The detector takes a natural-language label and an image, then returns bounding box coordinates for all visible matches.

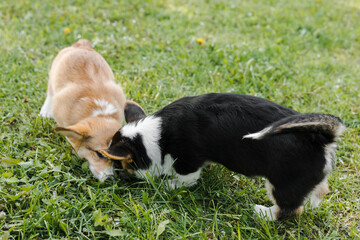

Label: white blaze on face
[121,116,163,175]
[92,98,117,117]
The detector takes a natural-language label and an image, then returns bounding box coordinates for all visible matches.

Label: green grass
[1,0,359,239]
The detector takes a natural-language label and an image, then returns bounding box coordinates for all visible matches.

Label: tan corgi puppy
[40,39,129,182]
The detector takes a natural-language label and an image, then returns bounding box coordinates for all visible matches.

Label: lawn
[0,0,359,239]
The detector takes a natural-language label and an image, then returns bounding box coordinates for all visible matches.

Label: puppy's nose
[104,176,114,182]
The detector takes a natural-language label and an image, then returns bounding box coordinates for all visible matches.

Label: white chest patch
[92,98,117,117]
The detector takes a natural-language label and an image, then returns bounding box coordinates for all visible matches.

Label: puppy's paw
[164,178,198,191]
[39,96,53,118]
[254,204,278,221]
[164,178,182,191]
[39,110,53,119]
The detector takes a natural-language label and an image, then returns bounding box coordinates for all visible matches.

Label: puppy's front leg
[165,169,202,190]
[39,94,53,118]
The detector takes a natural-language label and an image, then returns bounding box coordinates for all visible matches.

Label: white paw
[39,110,53,119]
[164,178,182,191]
[164,176,199,191]
[39,96,53,118]
[254,205,278,221]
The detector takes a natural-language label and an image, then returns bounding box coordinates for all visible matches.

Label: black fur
[124,102,146,123]
[108,131,152,170]
[109,93,344,220]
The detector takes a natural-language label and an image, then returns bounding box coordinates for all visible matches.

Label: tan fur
[98,150,134,173]
[125,100,144,111]
[315,182,329,199]
[293,206,304,216]
[40,39,126,181]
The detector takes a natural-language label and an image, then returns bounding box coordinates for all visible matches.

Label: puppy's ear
[124,100,146,123]
[54,123,90,141]
[98,148,133,170]
[110,131,122,147]
[98,149,132,162]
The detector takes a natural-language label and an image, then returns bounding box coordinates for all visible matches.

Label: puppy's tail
[243,113,345,141]
[72,39,93,50]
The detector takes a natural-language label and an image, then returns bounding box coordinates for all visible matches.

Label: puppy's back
[49,39,114,92]
[71,39,93,50]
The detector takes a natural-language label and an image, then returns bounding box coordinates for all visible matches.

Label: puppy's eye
[95,151,106,159]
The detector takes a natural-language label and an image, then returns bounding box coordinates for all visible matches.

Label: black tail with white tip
[243,113,345,140]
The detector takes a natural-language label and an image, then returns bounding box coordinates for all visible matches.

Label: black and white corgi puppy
[101,93,345,220]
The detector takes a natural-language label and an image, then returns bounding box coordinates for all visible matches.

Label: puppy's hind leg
[254,180,282,221]
[309,178,329,208]
[254,180,305,221]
